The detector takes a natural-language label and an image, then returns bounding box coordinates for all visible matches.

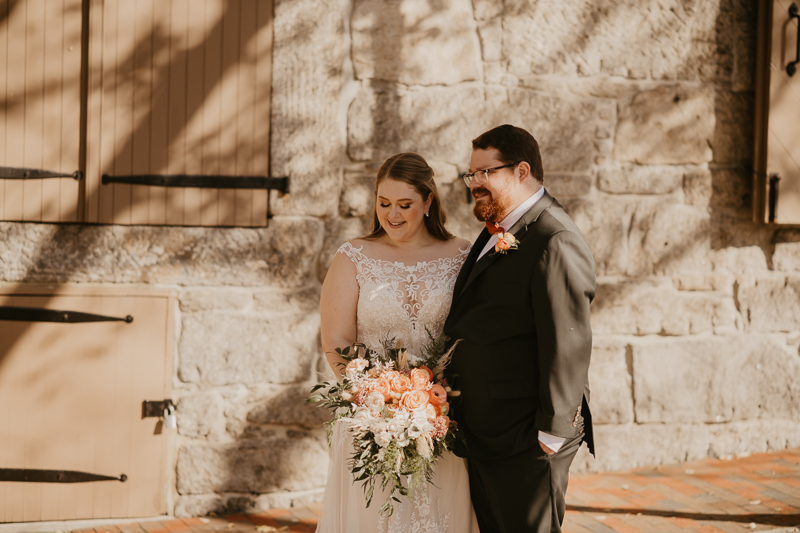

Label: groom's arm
[531,229,596,441]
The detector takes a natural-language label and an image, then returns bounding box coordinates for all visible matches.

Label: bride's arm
[320,252,359,380]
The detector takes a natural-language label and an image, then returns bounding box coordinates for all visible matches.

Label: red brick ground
[89,449,800,533]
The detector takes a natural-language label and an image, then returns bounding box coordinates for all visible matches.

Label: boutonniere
[493,231,518,255]
[486,222,520,257]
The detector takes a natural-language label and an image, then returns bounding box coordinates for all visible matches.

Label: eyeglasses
[461,162,519,187]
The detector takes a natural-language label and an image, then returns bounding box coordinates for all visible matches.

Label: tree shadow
[566,505,800,527]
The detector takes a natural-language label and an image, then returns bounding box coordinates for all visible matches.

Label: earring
[425,211,429,217]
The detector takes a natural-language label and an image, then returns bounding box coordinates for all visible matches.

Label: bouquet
[308,333,461,515]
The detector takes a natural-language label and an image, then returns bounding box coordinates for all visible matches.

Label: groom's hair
[472,125,544,183]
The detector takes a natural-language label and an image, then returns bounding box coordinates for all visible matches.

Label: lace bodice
[337,242,470,360]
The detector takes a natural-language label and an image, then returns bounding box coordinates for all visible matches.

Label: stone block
[598,165,683,195]
[737,274,800,332]
[179,289,253,312]
[430,160,460,186]
[588,340,634,424]
[614,85,715,165]
[709,246,768,275]
[683,169,712,206]
[178,310,320,385]
[351,0,482,86]
[501,0,723,80]
[774,242,800,272]
[177,391,227,440]
[572,418,800,474]
[438,182,485,243]
[627,202,712,276]
[591,279,739,336]
[176,433,328,494]
[710,167,750,209]
[347,84,613,174]
[269,0,345,218]
[174,489,324,518]
[0,219,323,287]
[253,287,320,314]
[246,385,331,428]
[631,335,800,424]
[561,198,635,277]
[711,91,753,166]
[339,170,375,218]
[733,17,757,92]
[317,217,372,283]
[545,174,592,198]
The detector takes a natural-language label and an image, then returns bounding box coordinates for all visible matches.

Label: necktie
[485,222,505,235]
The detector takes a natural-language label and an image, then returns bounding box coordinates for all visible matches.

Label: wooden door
[0,0,83,222]
[754,0,800,224]
[0,286,175,522]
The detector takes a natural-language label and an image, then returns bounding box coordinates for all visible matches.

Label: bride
[316,153,478,532]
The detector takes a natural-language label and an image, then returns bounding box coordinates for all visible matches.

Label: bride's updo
[364,152,454,241]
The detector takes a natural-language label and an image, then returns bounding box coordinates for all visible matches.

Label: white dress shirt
[474,186,566,453]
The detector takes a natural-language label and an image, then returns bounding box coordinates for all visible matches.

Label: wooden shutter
[84,0,274,227]
[0,0,83,222]
[0,286,175,521]
[754,0,800,224]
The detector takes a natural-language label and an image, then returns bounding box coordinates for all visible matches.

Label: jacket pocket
[487,380,536,400]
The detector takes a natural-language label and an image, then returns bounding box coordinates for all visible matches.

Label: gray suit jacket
[444,191,596,459]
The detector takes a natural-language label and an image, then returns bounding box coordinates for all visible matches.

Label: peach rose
[409,368,431,390]
[388,373,412,394]
[495,232,517,253]
[399,389,430,411]
[428,384,447,405]
[417,366,434,380]
[381,370,400,381]
[368,378,392,402]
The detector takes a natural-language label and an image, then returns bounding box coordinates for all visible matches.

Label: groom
[444,124,596,533]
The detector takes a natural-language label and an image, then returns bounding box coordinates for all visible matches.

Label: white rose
[374,431,392,448]
[364,391,385,412]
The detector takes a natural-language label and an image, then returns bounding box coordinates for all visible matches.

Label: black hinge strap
[788,3,799,77]
[102,174,289,194]
[0,306,133,324]
[768,173,781,223]
[0,468,127,483]
[0,166,83,180]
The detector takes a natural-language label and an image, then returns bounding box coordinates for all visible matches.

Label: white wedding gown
[315,242,478,533]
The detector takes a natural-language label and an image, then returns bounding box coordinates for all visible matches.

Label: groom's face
[468,148,516,223]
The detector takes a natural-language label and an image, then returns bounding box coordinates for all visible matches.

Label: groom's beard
[472,186,511,223]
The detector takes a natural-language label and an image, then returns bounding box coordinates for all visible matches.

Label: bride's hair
[363,152,454,241]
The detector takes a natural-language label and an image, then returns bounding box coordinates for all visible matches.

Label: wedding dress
[315,242,478,533]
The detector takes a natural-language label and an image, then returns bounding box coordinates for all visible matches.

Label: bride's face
[376,178,432,241]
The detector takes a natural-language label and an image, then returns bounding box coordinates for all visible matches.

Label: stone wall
[1,0,799,518]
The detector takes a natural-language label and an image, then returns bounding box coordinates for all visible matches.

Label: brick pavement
[64,449,799,533]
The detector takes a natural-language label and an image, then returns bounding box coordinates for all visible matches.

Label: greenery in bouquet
[308,332,462,515]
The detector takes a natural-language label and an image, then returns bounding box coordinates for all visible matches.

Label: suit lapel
[452,228,489,301]
[454,190,556,301]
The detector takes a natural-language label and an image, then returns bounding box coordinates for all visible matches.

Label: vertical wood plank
[85,0,105,223]
[22,0,45,223]
[234,0,258,227]
[166,0,189,225]
[112,0,135,224]
[252,0,273,227]
[59,0,82,222]
[97,0,118,223]
[4,1,26,221]
[40,0,66,223]
[148,0,170,225]
[200,0,222,226]
[0,0,9,221]
[182,0,206,226]
[218,0,239,226]
[130,0,154,225]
